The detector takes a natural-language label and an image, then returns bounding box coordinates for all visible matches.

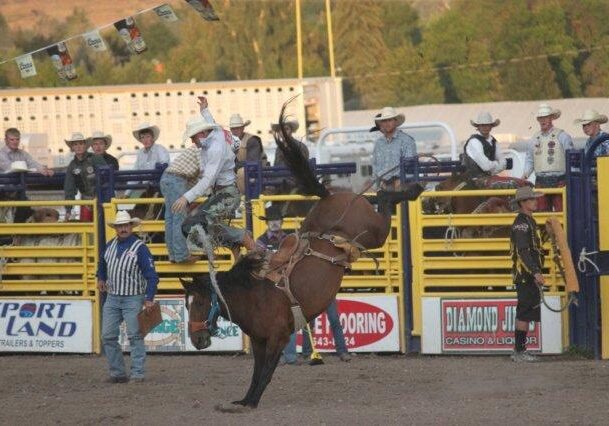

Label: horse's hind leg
[232,338,265,406]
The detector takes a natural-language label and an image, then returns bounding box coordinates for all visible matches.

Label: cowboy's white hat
[108,210,141,227]
[536,103,561,119]
[87,131,112,148]
[574,109,608,126]
[8,161,30,173]
[228,113,251,128]
[470,111,500,127]
[374,107,405,127]
[513,186,544,203]
[64,132,89,148]
[182,116,217,142]
[271,119,299,133]
[132,123,160,143]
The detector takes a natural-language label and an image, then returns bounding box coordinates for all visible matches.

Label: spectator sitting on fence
[523,104,574,212]
[89,131,119,171]
[124,123,169,199]
[574,110,609,158]
[462,112,506,179]
[0,127,53,176]
[64,133,107,222]
[229,113,267,194]
[371,107,417,191]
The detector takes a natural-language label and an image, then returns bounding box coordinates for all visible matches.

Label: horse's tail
[274,98,330,199]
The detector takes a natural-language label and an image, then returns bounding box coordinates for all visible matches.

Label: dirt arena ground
[1,353,608,425]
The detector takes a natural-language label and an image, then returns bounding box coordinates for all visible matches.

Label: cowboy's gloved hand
[172,196,189,213]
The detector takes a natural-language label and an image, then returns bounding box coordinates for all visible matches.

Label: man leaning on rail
[510,187,546,363]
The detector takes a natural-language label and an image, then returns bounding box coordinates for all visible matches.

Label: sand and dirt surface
[1,352,608,425]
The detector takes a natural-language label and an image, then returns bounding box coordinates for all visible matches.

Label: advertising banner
[120,296,243,352]
[0,300,92,353]
[83,30,107,52]
[46,42,77,81]
[154,4,179,22]
[114,17,147,54]
[295,295,400,352]
[441,299,541,352]
[185,0,220,21]
[15,54,37,79]
[421,297,564,354]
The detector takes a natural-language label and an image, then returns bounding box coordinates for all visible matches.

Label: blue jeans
[102,294,146,379]
[160,172,189,262]
[283,299,348,362]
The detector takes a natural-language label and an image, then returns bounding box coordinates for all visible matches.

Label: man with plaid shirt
[160,145,201,263]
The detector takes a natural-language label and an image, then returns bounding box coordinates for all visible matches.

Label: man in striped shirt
[97,210,159,383]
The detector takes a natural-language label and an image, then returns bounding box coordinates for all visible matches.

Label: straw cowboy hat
[229,113,251,129]
[260,205,284,221]
[108,210,141,227]
[271,119,299,133]
[374,107,406,127]
[8,160,29,173]
[470,112,500,127]
[513,186,544,204]
[132,122,160,142]
[87,131,112,148]
[64,132,89,148]
[536,103,561,119]
[574,109,608,126]
[182,115,217,142]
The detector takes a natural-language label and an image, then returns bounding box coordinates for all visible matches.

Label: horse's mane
[274,99,330,199]
[191,255,264,292]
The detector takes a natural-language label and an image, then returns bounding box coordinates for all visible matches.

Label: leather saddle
[255,233,307,285]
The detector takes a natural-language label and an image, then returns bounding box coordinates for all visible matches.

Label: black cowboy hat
[260,205,284,221]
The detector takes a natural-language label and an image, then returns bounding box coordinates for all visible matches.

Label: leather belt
[213,182,236,192]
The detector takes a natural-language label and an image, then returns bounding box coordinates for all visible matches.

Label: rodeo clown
[171,97,257,258]
[462,112,506,179]
[510,186,545,362]
[523,104,574,212]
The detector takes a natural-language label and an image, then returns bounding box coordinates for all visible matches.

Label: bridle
[185,282,222,336]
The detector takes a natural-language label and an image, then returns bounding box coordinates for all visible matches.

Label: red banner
[441,299,541,352]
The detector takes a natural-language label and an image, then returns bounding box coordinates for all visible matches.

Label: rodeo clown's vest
[533,128,566,175]
[462,134,497,176]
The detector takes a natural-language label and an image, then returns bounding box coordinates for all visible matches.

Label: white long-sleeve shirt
[134,143,170,170]
[183,109,236,203]
[464,134,505,175]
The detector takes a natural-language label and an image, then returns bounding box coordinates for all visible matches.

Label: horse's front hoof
[214,403,254,413]
[231,399,248,406]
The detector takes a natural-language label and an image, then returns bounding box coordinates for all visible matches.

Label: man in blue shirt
[371,107,417,190]
[574,109,609,158]
[97,210,159,383]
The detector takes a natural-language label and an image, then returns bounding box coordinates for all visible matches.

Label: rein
[186,282,222,337]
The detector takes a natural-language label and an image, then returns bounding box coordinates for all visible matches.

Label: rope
[537,284,578,313]
[444,213,457,251]
[577,247,600,273]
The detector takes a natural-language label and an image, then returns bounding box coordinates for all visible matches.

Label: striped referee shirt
[97,235,159,300]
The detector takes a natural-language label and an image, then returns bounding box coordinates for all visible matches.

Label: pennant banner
[154,4,179,22]
[83,30,107,52]
[185,0,220,21]
[15,54,37,79]
[46,42,77,81]
[114,17,147,54]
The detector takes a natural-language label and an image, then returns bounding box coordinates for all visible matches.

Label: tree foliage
[0,0,608,110]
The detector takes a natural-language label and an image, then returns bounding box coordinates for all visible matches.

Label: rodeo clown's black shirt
[510,212,544,283]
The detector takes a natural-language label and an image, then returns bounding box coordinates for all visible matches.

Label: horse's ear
[179,277,195,291]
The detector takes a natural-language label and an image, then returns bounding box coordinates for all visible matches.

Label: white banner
[0,300,93,353]
[296,295,400,352]
[83,30,107,52]
[120,296,243,352]
[15,54,37,78]
[154,4,179,22]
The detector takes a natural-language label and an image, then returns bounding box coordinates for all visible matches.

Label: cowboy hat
[182,116,217,142]
[87,131,112,148]
[108,210,141,227]
[470,112,500,127]
[260,205,284,221]
[271,119,299,133]
[513,186,544,203]
[574,109,608,126]
[228,113,251,128]
[132,123,160,142]
[8,161,30,173]
[374,107,406,127]
[536,103,561,119]
[64,132,89,148]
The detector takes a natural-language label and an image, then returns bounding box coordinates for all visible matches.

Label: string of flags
[5,0,219,81]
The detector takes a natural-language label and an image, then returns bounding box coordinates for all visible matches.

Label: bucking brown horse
[181,103,423,409]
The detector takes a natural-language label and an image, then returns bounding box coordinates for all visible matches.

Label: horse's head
[181,276,213,350]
